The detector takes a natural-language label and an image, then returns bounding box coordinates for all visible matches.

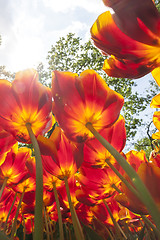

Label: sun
[9,36,44,72]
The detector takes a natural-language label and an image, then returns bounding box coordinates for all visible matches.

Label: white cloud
[42,0,106,13]
[0,1,46,71]
[0,0,107,72]
[51,21,89,38]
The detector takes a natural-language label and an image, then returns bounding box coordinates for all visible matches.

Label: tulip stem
[86,122,160,231]
[45,209,54,240]
[0,177,8,200]
[44,207,50,240]
[142,215,160,238]
[10,188,25,239]
[64,176,85,240]
[103,199,127,240]
[26,123,43,240]
[53,182,64,240]
[4,192,17,233]
[111,184,122,193]
[22,214,26,240]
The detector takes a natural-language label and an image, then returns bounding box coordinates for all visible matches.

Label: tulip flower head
[91,0,160,78]
[76,165,121,200]
[38,127,84,180]
[0,144,31,186]
[52,70,124,142]
[83,115,126,167]
[0,69,52,143]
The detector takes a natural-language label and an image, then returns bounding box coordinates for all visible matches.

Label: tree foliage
[155,0,160,10]
[36,62,51,87]
[47,33,106,75]
[0,66,14,81]
[134,137,152,159]
[46,33,158,140]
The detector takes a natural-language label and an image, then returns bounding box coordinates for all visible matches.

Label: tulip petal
[84,115,126,167]
[152,67,160,86]
[151,94,160,108]
[102,0,160,44]
[138,162,160,204]
[115,193,148,215]
[38,127,84,179]
[153,111,160,131]
[103,56,156,79]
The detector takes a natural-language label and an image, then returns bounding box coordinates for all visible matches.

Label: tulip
[52,69,124,142]
[91,0,160,78]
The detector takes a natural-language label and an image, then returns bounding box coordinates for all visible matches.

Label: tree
[155,0,160,10]
[46,33,158,140]
[0,66,14,80]
[134,121,154,159]
[36,62,51,87]
[134,137,152,159]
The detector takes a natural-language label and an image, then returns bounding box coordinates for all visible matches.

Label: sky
[0,0,106,72]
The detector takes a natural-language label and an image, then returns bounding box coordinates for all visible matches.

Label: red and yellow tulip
[91,0,160,78]
[52,69,124,142]
[0,69,52,143]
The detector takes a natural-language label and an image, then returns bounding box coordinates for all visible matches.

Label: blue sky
[0,0,106,71]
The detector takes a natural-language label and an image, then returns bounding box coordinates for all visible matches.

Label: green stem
[10,188,25,239]
[120,220,132,239]
[45,209,54,240]
[44,207,50,240]
[64,176,85,240]
[4,192,17,233]
[103,199,127,240]
[53,182,64,240]
[86,123,160,231]
[26,123,43,240]
[22,214,26,240]
[0,177,8,200]
[111,184,122,194]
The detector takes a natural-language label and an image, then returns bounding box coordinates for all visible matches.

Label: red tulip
[52,69,124,142]
[0,69,52,143]
[38,127,84,180]
[91,0,160,78]
[83,115,126,167]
